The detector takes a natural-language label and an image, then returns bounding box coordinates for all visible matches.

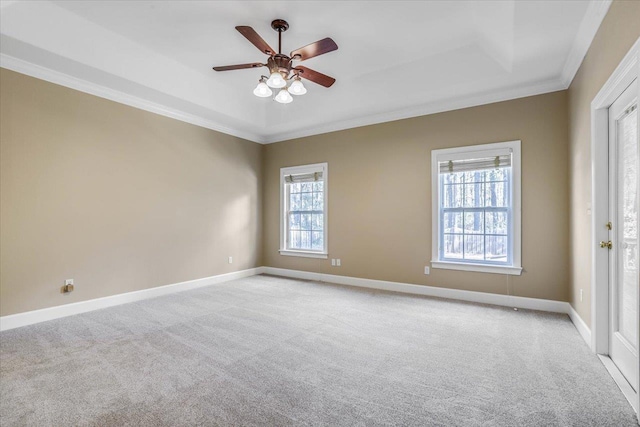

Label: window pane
[486,211,508,235]
[289,213,301,230]
[464,235,484,260]
[443,184,463,208]
[313,181,324,192]
[617,106,638,348]
[464,171,483,184]
[443,211,462,233]
[312,214,323,231]
[300,231,311,249]
[301,192,312,210]
[464,211,484,234]
[485,180,507,207]
[486,168,507,182]
[301,182,312,192]
[301,213,311,230]
[443,172,463,185]
[289,183,301,193]
[313,192,324,210]
[312,231,323,250]
[486,236,508,262]
[290,193,301,210]
[464,183,484,207]
[444,234,463,259]
[289,231,301,249]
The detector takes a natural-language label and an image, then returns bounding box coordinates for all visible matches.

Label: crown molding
[560,0,612,88]
[262,77,566,144]
[591,36,640,109]
[0,54,267,144]
[0,2,610,146]
[1,44,585,146]
[2,52,565,145]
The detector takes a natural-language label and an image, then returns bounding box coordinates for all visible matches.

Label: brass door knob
[599,241,612,249]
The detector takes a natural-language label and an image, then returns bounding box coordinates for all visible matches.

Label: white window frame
[279,163,328,259]
[431,140,522,275]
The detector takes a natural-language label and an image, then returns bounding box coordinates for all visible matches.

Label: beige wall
[263,91,570,302]
[568,0,640,326]
[0,69,263,316]
[6,1,636,317]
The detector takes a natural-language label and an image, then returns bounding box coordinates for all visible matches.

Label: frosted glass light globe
[253,81,272,97]
[274,88,293,104]
[289,79,307,95]
[266,72,286,88]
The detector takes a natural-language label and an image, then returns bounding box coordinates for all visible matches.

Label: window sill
[279,250,328,259]
[431,260,522,276]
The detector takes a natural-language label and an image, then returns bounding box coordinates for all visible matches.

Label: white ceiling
[0,1,611,143]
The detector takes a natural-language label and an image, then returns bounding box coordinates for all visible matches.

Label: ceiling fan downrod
[271,19,289,55]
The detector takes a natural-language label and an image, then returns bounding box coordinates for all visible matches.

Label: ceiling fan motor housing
[268,55,293,76]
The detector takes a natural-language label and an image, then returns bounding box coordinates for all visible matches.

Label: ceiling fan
[213,19,338,104]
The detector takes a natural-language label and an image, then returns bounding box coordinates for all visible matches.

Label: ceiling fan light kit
[213,19,337,104]
[253,78,272,97]
[289,77,307,96]
[275,88,293,104]
[266,71,287,88]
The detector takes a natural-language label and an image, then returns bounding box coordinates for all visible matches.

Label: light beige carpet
[1,274,637,426]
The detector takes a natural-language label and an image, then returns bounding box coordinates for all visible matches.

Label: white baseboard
[1,266,586,340]
[262,267,571,314]
[568,304,592,346]
[0,267,265,332]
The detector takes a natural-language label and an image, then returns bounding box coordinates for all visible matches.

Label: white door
[608,79,639,392]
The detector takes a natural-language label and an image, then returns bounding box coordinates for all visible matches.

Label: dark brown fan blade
[294,66,336,88]
[236,26,275,55]
[212,62,264,71]
[290,38,338,61]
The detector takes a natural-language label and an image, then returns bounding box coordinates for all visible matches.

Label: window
[280,163,328,258]
[431,141,522,275]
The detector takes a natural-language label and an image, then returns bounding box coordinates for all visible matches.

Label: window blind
[284,171,323,183]
[438,154,511,174]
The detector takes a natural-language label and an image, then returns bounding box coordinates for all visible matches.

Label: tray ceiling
[0,1,610,143]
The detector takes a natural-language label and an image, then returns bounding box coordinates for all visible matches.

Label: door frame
[591,36,640,413]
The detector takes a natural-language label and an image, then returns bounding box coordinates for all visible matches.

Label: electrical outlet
[331,259,336,266]
[580,289,583,302]
[424,266,430,275]
[228,256,233,264]
[62,279,74,294]
[336,259,341,267]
